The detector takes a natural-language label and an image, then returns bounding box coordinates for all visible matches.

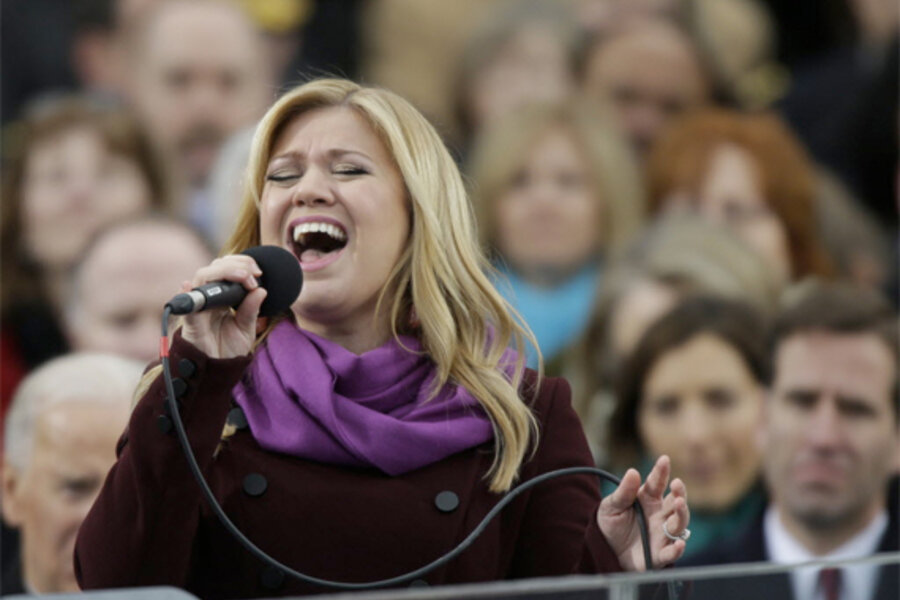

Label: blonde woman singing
[75,79,689,598]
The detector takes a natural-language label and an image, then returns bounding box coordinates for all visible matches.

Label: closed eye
[266,174,300,183]
[334,166,368,176]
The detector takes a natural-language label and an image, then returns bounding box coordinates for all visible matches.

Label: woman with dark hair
[609,295,769,558]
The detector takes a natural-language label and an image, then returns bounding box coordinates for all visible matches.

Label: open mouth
[291,220,348,264]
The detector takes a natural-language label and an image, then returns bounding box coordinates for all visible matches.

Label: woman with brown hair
[567,216,784,464]
[646,108,833,283]
[608,295,770,559]
[0,95,172,406]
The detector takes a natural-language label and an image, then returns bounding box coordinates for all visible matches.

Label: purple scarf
[232,321,508,475]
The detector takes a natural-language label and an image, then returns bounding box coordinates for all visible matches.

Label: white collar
[764,506,888,600]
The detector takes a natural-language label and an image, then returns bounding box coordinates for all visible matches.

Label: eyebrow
[269,148,373,164]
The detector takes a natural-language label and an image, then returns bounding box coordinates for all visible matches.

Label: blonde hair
[468,101,644,259]
[148,79,539,492]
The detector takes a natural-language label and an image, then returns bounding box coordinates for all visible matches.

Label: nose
[291,167,335,208]
[186,77,222,117]
[805,398,845,449]
[624,104,666,153]
[681,401,716,448]
[66,171,96,209]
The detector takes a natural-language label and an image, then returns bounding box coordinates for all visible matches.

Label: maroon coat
[75,333,621,598]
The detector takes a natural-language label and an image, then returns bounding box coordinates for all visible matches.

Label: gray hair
[4,353,144,470]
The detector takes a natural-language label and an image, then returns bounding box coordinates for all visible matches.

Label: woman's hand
[179,255,268,359]
[597,455,690,571]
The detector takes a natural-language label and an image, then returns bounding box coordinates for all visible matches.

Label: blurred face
[495,128,602,281]
[575,0,681,34]
[639,333,764,511]
[20,126,153,272]
[694,144,792,282]
[67,224,212,363]
[260,107,409,347]
[582,22,708,157]
[764,332,899,535]
[1,400,130,593]
[609,278,678,360]
[469,26,574,131]
[128,1,271,185]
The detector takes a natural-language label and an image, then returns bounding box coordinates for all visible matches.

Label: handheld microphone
[165,245,303,317]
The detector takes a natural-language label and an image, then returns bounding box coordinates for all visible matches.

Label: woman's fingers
[600,468,641,514]
[235,288,267,332]
[655,539,687,566]
[664,495,691,539]
[190,255,262,290]
[669,477,687,501]
[640,455,671,500]
[180,255,267,359]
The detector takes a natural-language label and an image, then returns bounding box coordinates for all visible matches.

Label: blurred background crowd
[0,0,897,596]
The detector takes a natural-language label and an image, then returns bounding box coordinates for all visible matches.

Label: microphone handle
[166,281,248,314]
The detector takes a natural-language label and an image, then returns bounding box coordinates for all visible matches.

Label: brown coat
[75,333,621,598]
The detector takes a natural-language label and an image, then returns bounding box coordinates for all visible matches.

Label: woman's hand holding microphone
[179,255,268,359]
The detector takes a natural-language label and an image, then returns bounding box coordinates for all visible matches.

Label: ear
[1,460,24,527]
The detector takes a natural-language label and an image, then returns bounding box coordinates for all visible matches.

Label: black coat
[0,549,26,596]
[74,333,622,599]
[679,481,899,600]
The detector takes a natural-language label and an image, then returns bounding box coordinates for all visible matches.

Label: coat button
[157,415,173,434]
[409,579,429,587]
[434,491,459,513]
[171,377,188,398]
[243,473,268,497]
[260,566,284,590]
[162,397,182,416]
[178,358,197,378]
[227,407,249,430]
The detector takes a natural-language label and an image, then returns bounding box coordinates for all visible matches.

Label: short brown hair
[770,281,899,420]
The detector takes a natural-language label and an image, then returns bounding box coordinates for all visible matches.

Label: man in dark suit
[681,282,899,600]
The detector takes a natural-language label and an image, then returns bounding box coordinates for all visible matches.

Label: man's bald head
[581,18,711,157]
[122,0,273,186]
[66,216,214,363]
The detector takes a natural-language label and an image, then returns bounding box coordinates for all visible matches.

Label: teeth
[292,222,347,243]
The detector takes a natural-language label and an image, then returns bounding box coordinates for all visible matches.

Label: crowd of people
[1,0,897,598]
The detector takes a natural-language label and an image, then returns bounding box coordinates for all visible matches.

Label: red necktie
[818,568,842,600]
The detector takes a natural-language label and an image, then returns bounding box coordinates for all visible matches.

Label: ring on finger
[663,521,691,542]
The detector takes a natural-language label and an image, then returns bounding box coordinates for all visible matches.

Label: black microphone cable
[160,307,683,597]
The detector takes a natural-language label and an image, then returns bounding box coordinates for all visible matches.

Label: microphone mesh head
[241,246,303,317]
